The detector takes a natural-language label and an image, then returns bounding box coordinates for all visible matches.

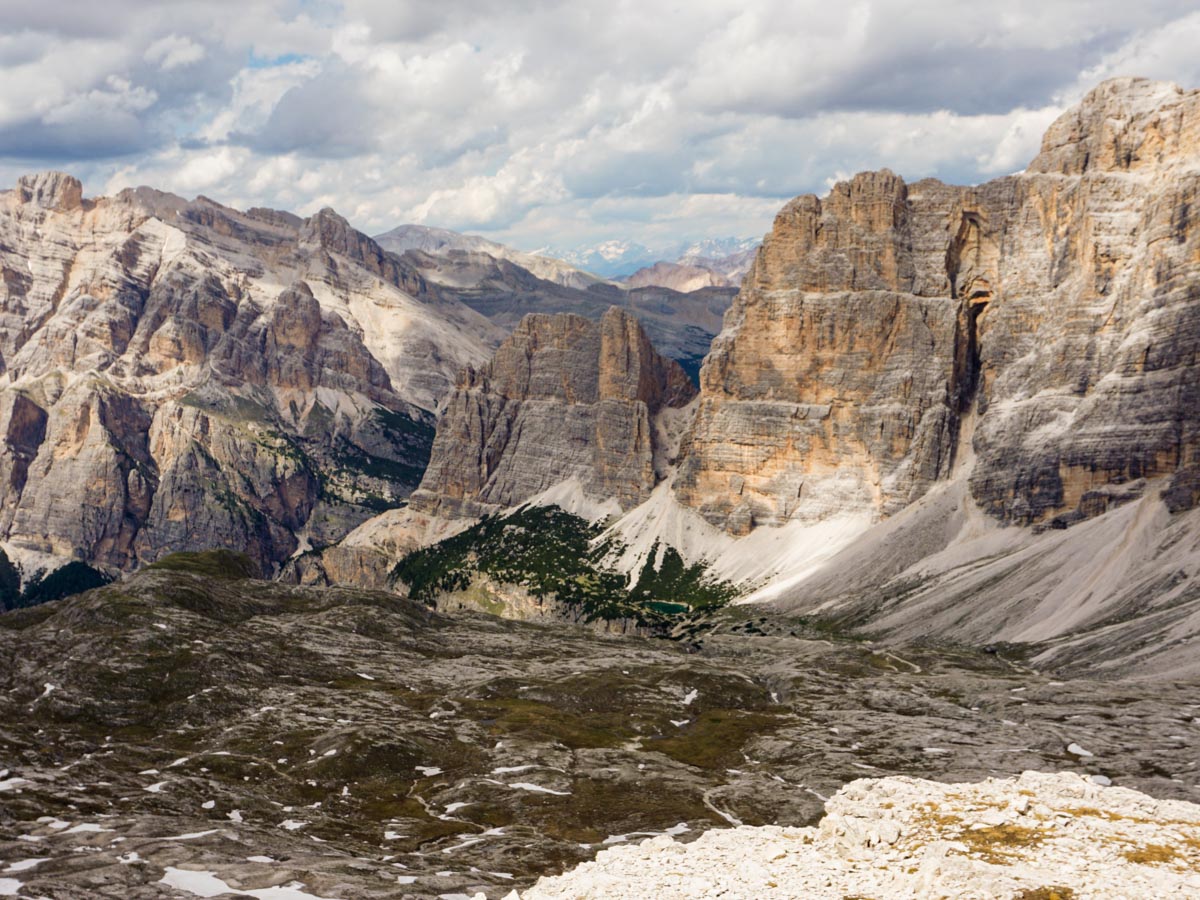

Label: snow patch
[2,859,47,873]
[62,823,109,834]
[507,782,570,796]
[604,822,689,845]
[160,867,339,899]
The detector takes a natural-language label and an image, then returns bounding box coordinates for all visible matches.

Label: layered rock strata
[409,307,695,518]
[677,77,1200,532]
[0,173,499,576]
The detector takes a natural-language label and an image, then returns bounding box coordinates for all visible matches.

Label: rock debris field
[511,771,1200,899]
[2,567,1199,898]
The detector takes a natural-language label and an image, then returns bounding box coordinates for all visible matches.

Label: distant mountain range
[376,224,607,291]
[375,223,739,382]
[379,226,761,287]
[534,236,760,279]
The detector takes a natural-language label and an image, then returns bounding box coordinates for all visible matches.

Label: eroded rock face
[675,287,961,534]
[677,77,1200,532]
[0,174,498,575]
[410,307,696,518]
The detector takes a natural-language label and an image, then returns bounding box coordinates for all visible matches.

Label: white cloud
[1068,11,1200,99]
[144,34,206,71]
[1,0,1199,251]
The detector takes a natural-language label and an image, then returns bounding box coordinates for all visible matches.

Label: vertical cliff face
[675,77,1200,533]
[409,307,696,518]
[965,78,1200,525]
[672,171,966,534]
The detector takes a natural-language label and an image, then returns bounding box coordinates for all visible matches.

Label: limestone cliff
[677,77,1200,534]
[0,173,500,577]
[409,307,695,518]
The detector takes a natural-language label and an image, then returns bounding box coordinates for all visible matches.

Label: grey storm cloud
[2,0,1200,249]
[234,65,378,158]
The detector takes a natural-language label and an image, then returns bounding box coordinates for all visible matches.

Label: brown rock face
[410,307,696,518]
[674,289,960,533]
[16,172,83,212]
[676,77,1200,532]
[749,170,915,295]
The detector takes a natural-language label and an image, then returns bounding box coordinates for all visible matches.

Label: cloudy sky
[1,1,1199,253]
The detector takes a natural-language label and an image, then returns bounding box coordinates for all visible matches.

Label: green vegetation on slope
[144,549,261,580]
[390,504,736,627]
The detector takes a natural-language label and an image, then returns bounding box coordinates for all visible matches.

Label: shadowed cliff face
[677,77,1200,533]
[410,307,696,519]
[0,174,501,577]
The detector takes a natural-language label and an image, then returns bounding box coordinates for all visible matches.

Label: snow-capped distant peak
[533,236,758,280]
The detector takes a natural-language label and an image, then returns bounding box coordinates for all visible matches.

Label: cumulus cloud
[1,0,1199,250]
[144,35,207,71]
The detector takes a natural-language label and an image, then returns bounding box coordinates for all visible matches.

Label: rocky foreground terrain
[515,772,1200,899]
[1,556,1199,898]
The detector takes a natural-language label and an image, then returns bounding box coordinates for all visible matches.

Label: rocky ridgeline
[511,772,1200,899]
[0,173,501,584]
[367,79,1200,676]
[386,230,738,383]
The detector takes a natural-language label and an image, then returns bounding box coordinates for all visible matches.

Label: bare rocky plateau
[1,558,1198,898]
